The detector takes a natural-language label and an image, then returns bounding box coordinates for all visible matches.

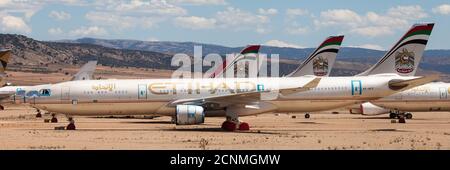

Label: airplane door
[351,80,362,96]
[138,84,147,99]
[439,87,447,99]
[61,86,70,101]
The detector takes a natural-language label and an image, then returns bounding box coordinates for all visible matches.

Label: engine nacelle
[175,105,205,125]
[361,102,389,115]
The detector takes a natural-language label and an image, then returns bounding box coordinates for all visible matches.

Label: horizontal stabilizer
[280,78,321,95]
[388,74,439,91]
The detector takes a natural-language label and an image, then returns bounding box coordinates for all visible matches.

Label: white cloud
[104,0,187,16]
[215,7,270,34]
[286,26,308,35]
[387,5,427,20]
[49,10,71,21]
[48,27,64,35]
[313,5,429,37]
[147,37,159,41]
[264,40,305,49]
[169,0,226,5]
[69,26,107,37]
[174,16,216,29]
[349,44,385,51]
[315,9,363,28]
[258,8,278,15]
[350,26,394,37]
[0,15,31,33]
[432,4,450,15]
[85,11,161,30]
[286,8,309,18]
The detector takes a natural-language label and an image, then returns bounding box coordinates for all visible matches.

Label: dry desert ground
[1,67,450,150]
[1,104,450,150]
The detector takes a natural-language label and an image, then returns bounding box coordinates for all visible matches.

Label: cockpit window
[16,89,26,96]
[39,89,51,96]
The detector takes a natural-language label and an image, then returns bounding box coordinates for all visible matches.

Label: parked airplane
[285,35,344,118]
[343,23,436,122]
[0,61,98,112]
[23,70,436,131]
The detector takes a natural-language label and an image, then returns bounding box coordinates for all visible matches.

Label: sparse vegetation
[199,138,209,150]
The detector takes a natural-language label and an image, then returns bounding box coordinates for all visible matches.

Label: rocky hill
[0,34,174,69]
[2,34,450,77]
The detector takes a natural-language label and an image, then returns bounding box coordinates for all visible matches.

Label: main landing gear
[66,117,76,130]
[221,109,250,131]
[389,110,413,123]
[51,113,58,123]
[35,109,42,118]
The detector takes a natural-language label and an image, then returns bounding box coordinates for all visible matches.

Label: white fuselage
[25,75,419,117]
[0,85,50,103]
[371,82,450,112]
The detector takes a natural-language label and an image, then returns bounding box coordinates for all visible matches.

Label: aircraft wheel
[405,113,413,119]
[51,113,58,123]
[66,123,76,130]
[36,112,42,118]
[221,121,236,131]
[398,117,406,123]
[238,122,250,131]
[66,117,76,130]
[0,105,4,110]
[305,113,310,119]
[389,113,397,119]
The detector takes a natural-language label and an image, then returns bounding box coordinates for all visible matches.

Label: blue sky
[1,0,450,50]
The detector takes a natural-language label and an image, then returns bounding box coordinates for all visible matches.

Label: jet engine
[360,102,389,115]
[175,105,205,125]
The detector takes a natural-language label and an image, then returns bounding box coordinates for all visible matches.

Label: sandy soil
[1,104,449,150]
[2,67,450,150]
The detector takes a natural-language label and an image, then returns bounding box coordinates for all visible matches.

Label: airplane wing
[388,75,440,91]
[168,78,321,107]
[71,61,98,81]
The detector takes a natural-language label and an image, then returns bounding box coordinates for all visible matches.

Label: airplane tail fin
[287,35,344,77]
[71,60,98,81]
[0,49,11,73]
[0,49,11,86]
[358,23,435,76]
[209,45,260,78]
